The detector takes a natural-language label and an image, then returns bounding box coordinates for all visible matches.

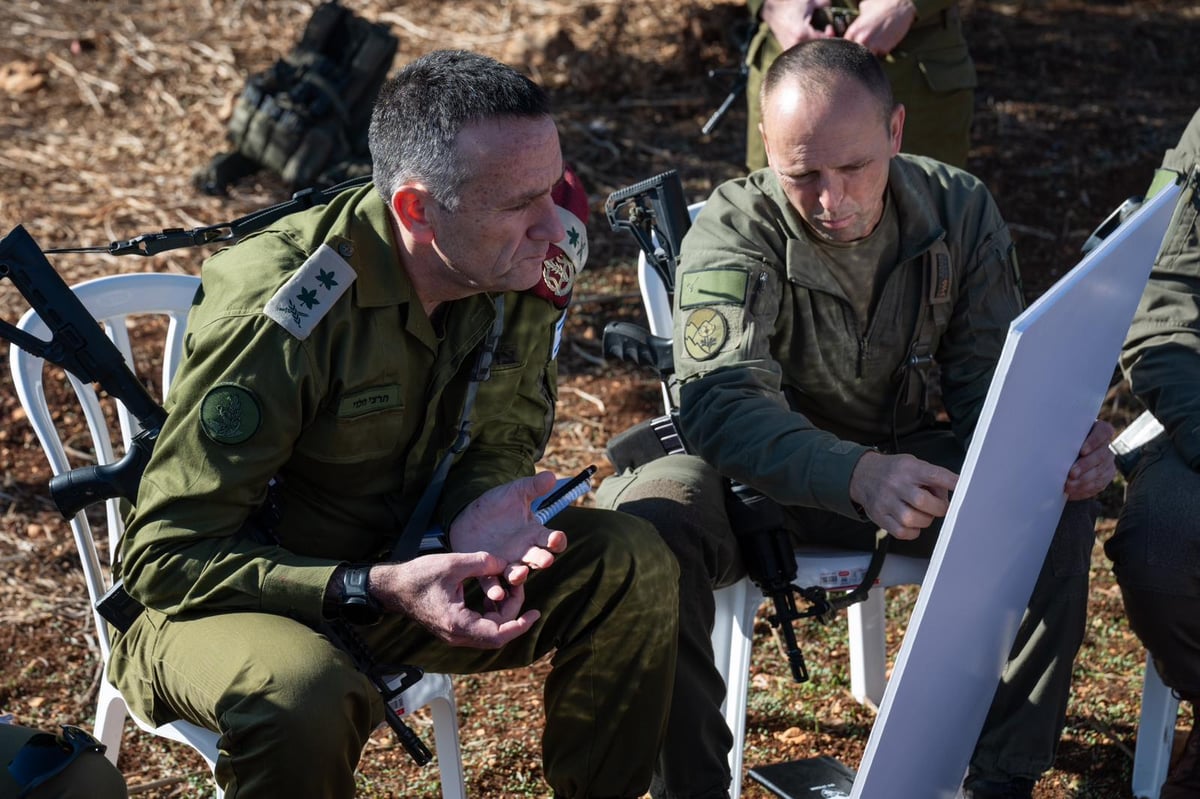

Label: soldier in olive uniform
[106,50,679,799]
[1,722,127,799]
[744,0,976,171]
[1108,108,1200,798]
[597,40,1115,799]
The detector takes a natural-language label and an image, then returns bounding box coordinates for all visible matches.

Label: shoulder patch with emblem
[200,383,262,445]
[264,242,357,339]
[683,308,729,361]
[679,267,750,310]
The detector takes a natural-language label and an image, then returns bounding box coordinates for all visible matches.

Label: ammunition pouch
[196,1,397,195]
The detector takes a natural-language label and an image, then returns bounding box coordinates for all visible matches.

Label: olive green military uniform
[108,184,679,798]
[1,723,127,799]
[1107,108,1200,705]
[744,0,977,171]
[597,158,1096,797]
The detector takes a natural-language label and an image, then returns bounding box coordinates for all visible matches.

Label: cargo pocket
[916,45,978,93]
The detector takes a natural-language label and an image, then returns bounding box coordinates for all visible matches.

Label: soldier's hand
[1064,419,1117,500]
[447,471,569,601]
[762,0,837,50]
[368,554,538,648]
[843,0,917,56]
[848,450,958,540]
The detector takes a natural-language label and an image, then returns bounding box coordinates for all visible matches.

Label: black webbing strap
[44,175,372,257]
[389,295,506,562]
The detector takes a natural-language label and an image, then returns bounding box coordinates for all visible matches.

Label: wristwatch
[336,565,382,626]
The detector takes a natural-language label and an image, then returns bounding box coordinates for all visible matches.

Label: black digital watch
[338,565,382,626]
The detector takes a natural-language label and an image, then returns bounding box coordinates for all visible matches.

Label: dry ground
[1,0,1199,796]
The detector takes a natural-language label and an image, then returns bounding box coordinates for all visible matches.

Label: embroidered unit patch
[200,383,262,445]
[264,243,357,339]
[683,308,729,361]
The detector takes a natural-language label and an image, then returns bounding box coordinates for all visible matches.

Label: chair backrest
[9,272,200,662]
[8,271,470,798]
[636,201,705,413]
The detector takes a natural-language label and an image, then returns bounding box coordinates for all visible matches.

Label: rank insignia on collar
[528,166,589,310]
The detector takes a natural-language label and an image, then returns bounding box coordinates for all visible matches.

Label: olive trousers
[596,430,1095,799]
[108,506,679,799]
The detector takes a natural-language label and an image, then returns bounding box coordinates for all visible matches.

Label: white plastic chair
[637,204,928,797]
[9,272,465,799]
[1110,410,1183,799]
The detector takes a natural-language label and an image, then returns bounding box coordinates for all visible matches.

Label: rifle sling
[389,294,506,562]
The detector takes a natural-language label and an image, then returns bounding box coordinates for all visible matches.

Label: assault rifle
[600,170,887,683]
[0,217,433,765]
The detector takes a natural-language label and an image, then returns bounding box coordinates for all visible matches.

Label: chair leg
[714,578,762,799]
[1133,653,1181,799]
[94,681,130,766]
[429,694,466,799]
[391,673,466,799]
[848,589,888,707]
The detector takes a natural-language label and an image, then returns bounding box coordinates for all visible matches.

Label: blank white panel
[850,182,1182,799]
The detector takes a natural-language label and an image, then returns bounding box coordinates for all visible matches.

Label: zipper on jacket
[749,269,768,311]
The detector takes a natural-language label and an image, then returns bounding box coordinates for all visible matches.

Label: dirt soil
[1,1,1199,797]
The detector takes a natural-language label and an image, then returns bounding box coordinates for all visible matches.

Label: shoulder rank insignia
[683,308,729,361]
[264,242,356,339]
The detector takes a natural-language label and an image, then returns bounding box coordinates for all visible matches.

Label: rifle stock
[0,224,433,764]
[0,225,166,516]
[604,169,691,294]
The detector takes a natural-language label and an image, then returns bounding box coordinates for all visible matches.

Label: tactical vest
[196,1,397,195]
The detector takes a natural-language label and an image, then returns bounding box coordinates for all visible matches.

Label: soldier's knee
[221,650,376,765]
[596,455,731,559]
[585,507,679,583]
[1118,586,1200,700]
[558,507,680,619]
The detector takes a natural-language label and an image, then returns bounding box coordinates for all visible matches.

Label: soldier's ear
[391,185,436,244]
[889,104,906,156]
[759,121,773,168]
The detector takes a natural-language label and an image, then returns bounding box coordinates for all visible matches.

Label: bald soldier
[597,39,1114,799]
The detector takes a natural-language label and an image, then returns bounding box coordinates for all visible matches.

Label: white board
[850,181,1183,799]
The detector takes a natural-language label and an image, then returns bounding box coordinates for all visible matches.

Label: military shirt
[120,184,563,625]
[673,156,1022,518]
[1120,108,1200,467]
